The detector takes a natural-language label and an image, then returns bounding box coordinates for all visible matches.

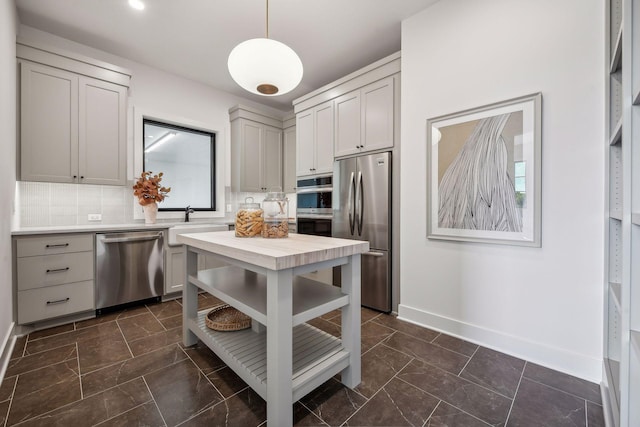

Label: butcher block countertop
[176,231,369,271]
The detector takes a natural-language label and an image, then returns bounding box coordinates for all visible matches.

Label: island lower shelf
[187,311,350,401]
[191,265,350,326]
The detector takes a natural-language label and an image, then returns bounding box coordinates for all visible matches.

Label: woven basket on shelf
[205,304,251,331]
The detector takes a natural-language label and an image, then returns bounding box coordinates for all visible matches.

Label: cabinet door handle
[46,298,70,305]
[46,243,69,248]
[46,267,70,273]
[73,175,77,179]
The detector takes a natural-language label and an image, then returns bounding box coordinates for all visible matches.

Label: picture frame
[426,93,542,247]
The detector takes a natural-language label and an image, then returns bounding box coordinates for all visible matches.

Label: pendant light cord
[266,0,269,39]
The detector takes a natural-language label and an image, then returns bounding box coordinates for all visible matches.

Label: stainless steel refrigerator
[333,151,391,312]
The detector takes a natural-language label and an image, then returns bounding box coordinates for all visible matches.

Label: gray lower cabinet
[165,246,186,295]
[14,234,95,324]
[19,59,127,185]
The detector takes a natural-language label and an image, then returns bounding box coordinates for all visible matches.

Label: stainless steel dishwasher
[95,230,164,311]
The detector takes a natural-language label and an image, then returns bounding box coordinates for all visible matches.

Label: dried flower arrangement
[132,171,171,206]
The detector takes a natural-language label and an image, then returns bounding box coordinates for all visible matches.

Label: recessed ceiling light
[128,0,145,11]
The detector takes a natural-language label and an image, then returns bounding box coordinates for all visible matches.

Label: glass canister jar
[261,189,289,238]
[235,197,263,237]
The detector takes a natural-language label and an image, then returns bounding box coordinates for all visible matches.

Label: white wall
[400,0,604,381]
[0,0,18,372]
[16,25,290,224]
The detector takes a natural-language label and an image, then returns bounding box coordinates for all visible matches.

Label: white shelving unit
[604,0,640,425]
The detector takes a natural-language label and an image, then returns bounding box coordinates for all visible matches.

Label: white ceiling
[15,0,437,112]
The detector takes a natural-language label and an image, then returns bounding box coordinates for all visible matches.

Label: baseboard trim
[398,304,601,383]
[0,321,16,385]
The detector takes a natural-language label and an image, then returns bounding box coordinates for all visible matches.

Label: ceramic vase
[143,203,158,224]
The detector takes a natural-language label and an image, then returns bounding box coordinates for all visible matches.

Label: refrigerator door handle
[363,251,384,257]
[357,171,364,236]
[348,171,356,235]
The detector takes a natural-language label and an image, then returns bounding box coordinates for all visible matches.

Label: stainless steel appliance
[333,152,391,312]
[95,230,164,311]
[296,174,332,237]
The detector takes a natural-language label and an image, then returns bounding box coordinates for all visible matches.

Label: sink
[168,223,228,246]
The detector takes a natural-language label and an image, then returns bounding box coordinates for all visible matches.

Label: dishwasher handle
[100,233,163,244]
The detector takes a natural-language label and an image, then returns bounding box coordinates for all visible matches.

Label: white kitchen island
[176,231,369,426]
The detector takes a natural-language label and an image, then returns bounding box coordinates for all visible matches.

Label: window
[143,119,216,211]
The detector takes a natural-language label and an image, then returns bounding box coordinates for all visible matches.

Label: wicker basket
[205,304,251,331]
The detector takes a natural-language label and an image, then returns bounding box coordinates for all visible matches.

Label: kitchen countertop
[11,219,299,236]
[176,230,368,271]
[11,220,234,236]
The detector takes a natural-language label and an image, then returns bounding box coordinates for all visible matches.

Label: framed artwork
[426,93,542,247]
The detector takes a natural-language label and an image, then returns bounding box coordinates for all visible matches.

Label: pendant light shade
[227,0,303,96]
[228,38,303,96]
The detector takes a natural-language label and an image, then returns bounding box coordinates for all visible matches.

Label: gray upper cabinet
[263,125,283,191]
[230,106,284,192]
[78,77,127,185]
[293,52,400,172]
[361,77,395,152]
[334,76,394,157]
[17,41,130,186]
[334,90,360,158]
[296,109,314,175]
[282,117,296,193]
[20,61,79,184]
[296,100,334,177]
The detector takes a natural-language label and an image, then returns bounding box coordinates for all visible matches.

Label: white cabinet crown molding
[292,51,400,114]
[229,104,284,129]
[17,38,131,87]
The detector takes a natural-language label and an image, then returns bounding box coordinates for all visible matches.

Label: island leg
[266,268,294,426]
[182,248,198,347]
[341,253,361,388]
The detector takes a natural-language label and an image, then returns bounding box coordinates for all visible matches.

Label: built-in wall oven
[296,175,334,284]
[296,175,332,236]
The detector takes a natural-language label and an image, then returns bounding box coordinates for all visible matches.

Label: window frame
[142,118,216,212]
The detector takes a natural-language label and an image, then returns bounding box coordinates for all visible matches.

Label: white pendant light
[228,0,303,96]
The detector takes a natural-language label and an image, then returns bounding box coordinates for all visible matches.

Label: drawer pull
[46,298,70,305]
[45,243,70,248]
[46,267,70,273]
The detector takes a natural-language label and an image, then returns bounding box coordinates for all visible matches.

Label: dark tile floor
[0,295,605,426]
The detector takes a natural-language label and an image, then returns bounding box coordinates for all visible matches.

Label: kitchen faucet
[185,205,195,222]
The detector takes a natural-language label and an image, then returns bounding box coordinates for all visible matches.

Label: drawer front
[17,251,94,290]
[16,234,93,257]
[18,280,94,324]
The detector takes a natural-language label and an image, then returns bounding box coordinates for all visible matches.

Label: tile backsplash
[17,181,134,227]
[16,181,298,228]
